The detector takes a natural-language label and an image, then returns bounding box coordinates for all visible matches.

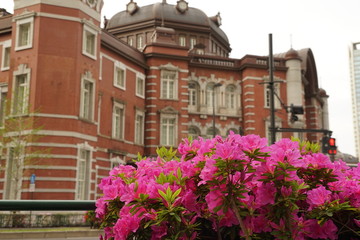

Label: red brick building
[0,0,330,200]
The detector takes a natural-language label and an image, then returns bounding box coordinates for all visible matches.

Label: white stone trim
[113,61,126,90]
[14,14,35,51]
[1,40,11,71]
[14,0,101,20]
[82,23,98,60]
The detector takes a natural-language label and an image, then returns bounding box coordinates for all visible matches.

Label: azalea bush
[95,134,360,240]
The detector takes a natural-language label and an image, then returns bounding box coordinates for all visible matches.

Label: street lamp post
[212,83,222,138]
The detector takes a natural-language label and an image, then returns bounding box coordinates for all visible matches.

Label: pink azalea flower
[151,224,168,240]
[307,186,332,210]
[255,182,276,206]
[304,219,337,240]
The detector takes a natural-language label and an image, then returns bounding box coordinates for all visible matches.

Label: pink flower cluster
[96,133,360,240]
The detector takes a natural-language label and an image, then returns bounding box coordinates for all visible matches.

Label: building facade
[0,0,330,200]
[350,42,360,158]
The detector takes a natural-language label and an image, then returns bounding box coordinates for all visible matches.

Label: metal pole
[213,87,216,138]
[269,34,276,144]
[212,83,222,138]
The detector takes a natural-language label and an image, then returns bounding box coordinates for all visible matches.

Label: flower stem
[230,197,251,240]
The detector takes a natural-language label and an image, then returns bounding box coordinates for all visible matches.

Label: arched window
[206,127,219,139]
[226,128,239,135]
[226,85,236,109]
[188,126,200,139]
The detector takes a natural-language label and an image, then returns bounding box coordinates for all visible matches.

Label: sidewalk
[0,227,103,239]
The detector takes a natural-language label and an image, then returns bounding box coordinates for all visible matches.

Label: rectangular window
[265,84,280,108]
[160,116,177,146]
[179,35,186,47]
[112,102,125,140]
[190,37,196,49]
[136,35,143,49]
[135,111,144,145]
[15,16,34,51]
[1,42,11,71]
[82,24,97,59]
[136,74,145,98]
[114,63,126,89]
[80,77,94,121]
[161,70,177,99]
[0,85,8,127]
[76,149,91,200]
[13,74,28,115]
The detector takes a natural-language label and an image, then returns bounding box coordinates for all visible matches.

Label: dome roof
[285,48,300,60]
[106,2,229,44]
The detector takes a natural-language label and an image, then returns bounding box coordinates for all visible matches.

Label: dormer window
[176,0,188,13]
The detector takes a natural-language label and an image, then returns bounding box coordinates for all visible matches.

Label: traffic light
[322,136,337,155]
[289,105,304,122]
[328,137,337,155]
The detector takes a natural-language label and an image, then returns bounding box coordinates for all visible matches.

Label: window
[190,37,196,49]
[114,62,126,89]
[206,83,216,108]
[265,83,280,108]
[111,156,125,169]
[161,70,177,99]
[161,116,177,146]
[189,82,198,106]
[80,73,95,121]
[179,35,186,47]
[82,24,98,59]
[265,121,282,145]
[4,146,24,199]
[136,74,145,98]
[188,126,200,139]
[112,102,125,140]
[128,37,134,47]
[15,16,34,51]
[0,85,8,127]
[226,85,236,109]
[136,35,143,49]
[206,127,219,139]
[134,110,145,145]
[13,74,28,115]
[76,148,91,200]
[1,40,11,71]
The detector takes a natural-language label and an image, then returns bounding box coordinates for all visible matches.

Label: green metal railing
[0,200,96,211]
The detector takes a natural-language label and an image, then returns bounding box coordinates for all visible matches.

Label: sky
[2,0,360,156]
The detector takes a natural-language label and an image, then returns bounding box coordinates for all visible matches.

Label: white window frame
[179,35,186,47]
[0,84,8,127]
[12,64,30,116]
[265,83,281,109]
[4,145,24,200]
[134,110,145,145]
[190,37,196,49]
[112,101,125,140]
[76,142,93,200]
[82,23,98,60]
[265,121,282,145]
[136,73,145,98]
[110,156,126,169]
[161,70,178,100]
[114,62,126,90]
[1,40,11,71]
[160,113,178,146]
[15,16,34,51]
[136,34,143,49]
[226,85,236,110]
[80,71,95,121]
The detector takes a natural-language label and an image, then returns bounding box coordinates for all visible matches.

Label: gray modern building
[349,42,360,158]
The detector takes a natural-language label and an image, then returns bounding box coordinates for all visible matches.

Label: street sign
[29,183,35,192]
